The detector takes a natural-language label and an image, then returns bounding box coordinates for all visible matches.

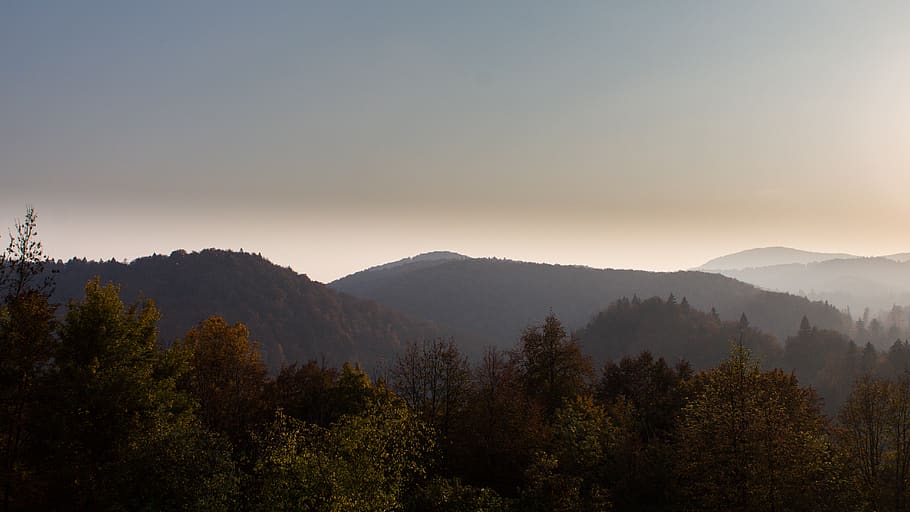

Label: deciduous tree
[516,314,592,417]
[41,280,195,509]
[174,316,268,444]
[392,339,470,471]
[254,394,433,511]
[675,345,844,511]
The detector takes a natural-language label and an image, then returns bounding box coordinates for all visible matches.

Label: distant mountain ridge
[698,246,910,270]
[330,254,852,351]
[49,250,440,371]
[44,249,860,377]
[355,251,470,273]
[338,251,469,280]
[713,257,910,315]
[697,247,859,270]
[696,247,910,314]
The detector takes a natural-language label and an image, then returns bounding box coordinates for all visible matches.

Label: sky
[2,1,910,283]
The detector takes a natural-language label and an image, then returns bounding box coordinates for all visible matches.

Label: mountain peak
[697,247,859,271]
[409,251,470,262]
[336,251,470,280]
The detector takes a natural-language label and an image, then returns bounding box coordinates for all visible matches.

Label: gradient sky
[3,1,910,282]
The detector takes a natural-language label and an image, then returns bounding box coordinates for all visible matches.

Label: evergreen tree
[799,316,813,337]
[739,312,750,330]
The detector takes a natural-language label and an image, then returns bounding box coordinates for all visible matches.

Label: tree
[799,316,813,337]
[597,351,691,442]
[270,360,340,426]
[39,279,196,509]
[0,207,53,302]
[739,312,750,330]
[391,339,470,471]
[457,347,545,495]
[0,207,58,512]
[516,314,592,417]
[596,352,692,511]
[0,293,56,511]
[889,341,910,375]
[863,342,880,375]
[332,361,385,418]
[254,393,433,511]
[839,374,910,511]
[839,375,890,510]
[115,418,239,511]
[529,395,614,511]
[890,374,910,512]
[174,316,268,445]
[675,344,845,511]
[783,321,854,405]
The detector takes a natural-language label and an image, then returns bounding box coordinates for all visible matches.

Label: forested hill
[577,296,781,370]
[330,256,852,351]
[575,295,869,413]
[48,250,440,370]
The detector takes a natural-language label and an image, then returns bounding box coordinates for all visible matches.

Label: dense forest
[575,295,907,414]
[7,210,910,511]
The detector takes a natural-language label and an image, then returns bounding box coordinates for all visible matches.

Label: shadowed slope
[50,250,440,370]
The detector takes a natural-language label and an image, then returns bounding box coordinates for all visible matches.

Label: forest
[5,211,910,511]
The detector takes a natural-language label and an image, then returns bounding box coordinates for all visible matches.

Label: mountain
[697,247,858,270]
[697,248,910,317]
[48,249,441,371]
[330,255,852,352]
[714,257,910,316]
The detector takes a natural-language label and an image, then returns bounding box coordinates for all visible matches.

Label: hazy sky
[3,1,910,282]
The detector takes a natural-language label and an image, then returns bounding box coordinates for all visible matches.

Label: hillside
[48,249,440,370]
[330,256,852,351]
[697,247,858,270]
[357,251,469,273]
[337,251,470,289]
[577,295,781,369]
[578,297,866,412]
[710,257,910,315]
